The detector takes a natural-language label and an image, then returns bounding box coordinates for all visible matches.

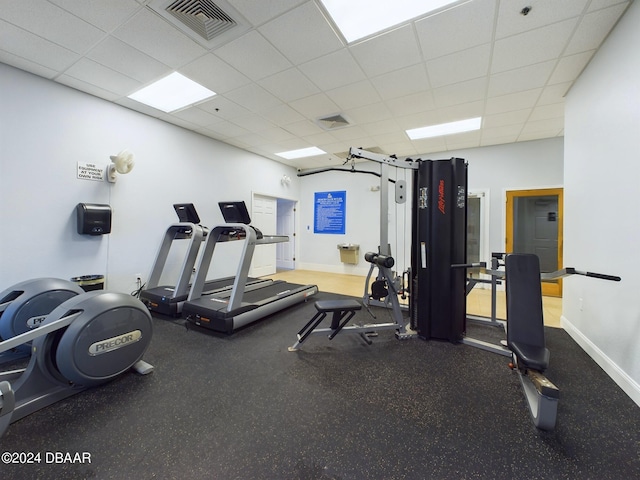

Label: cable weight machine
[347,148,483,342]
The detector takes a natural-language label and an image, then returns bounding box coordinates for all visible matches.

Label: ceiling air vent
[149,0,250,49]
[316,113,351,131]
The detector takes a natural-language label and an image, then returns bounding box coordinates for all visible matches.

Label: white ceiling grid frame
[258,67,321,103]
[180,53,252,94]
[298,48,368,91]
[114,8,208,68]
[415,0,496,60]
[349,24,423,77]
[0,0,632,165]
[0,0,105,54]
[491,18,580,74]
[86,36,171,84]
[0,20,79,73]
[258,1,343,65]
[213,30,293,81]
[47,0,142,32]
[487,60,556,98]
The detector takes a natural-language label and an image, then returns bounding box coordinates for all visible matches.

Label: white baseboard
[562,315,640,407]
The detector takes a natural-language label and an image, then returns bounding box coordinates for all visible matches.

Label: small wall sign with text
[77,162,105,182]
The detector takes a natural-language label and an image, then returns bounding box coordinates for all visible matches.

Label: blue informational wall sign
[314,191,346,234]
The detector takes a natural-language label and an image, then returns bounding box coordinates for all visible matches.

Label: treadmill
[140,203,268,316]
[183,201,318,333]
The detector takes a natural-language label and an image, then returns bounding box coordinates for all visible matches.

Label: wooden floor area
[265,269,562,328]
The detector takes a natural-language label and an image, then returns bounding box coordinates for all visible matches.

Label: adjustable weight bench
[288,300,363,351]
[505,253,560,430]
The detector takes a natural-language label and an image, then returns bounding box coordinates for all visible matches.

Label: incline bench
[505,253,560,430]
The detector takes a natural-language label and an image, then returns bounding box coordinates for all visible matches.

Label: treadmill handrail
[146,222,205,291]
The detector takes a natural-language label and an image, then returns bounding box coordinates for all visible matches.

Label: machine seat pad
[510,341,550,372]
[314,299,361,313]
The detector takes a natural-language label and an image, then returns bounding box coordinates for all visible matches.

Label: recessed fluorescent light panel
[319,0,462,43]
[406,117,482,140]
[128,72,216,112]
[276,147,326,160]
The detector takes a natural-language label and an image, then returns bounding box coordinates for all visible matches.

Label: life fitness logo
[88,330,142,356]
[438,179,446,214]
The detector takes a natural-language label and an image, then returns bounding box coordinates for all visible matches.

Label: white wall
[563,0,640,405]
[298,138,564,275]
[0,64,299,293]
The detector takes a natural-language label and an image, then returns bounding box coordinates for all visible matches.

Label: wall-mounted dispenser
[76,203,112,235]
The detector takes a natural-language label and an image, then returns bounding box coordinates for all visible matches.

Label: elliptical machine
[0,290,154,437]
[0,278,85,363]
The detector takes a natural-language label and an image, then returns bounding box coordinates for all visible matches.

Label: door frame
[506,187,563,297]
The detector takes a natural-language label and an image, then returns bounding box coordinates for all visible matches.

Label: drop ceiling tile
[343,102,393,125]
[298,49,366,91]
[481,124,523,139]
[482,109,532,128]
[63,58,140,95]
[491,19,578,73]
[395,111,441,130]
[87,36,170,84]
[214,30,292,81]
[230,131,270,147]
[259,2,342,64]
[426,44,491,89]
[326,80,382,111]
[288,93,340,118]
[537,82,571,105]
[481,133,519,146]
[159,114,198,130]
[228,0,307,26]
[171,106,221,126]
[0,0,105,53]
[260,103,306,125]
[487,60,555,97]
[114,9,207,68]
[359,119,401,136]
[205,121,251,138]
[564,3,629,55]
[197,96,250,120]
[410,137,447,154]
[587,0,629,12]
[370,64,430,100]
[350,24,422,77]
[259,127,300,145]
[380,141,418,157]
[329,125,370,142]
[445,135,481,151]
[385,92,436,117]
[258,68,320,103]
[180,53,251,94]
[0,51,58,79]
[529,103,564,122]
[432,77,487,108]
[485,88,542,115]
[225,83,283,113]
[48,0,141,32]
[435,101,485,123]
[0,20,79,71]
[301,131,339,146]
[415,0,496,60]
[548,51,595,84]
[56,74,120,101]
[520,117,564,134]
[495,0,588,39]
[283,119,325,137]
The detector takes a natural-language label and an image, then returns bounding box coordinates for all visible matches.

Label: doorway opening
[506,188,563,297]
[249,193,297,277]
